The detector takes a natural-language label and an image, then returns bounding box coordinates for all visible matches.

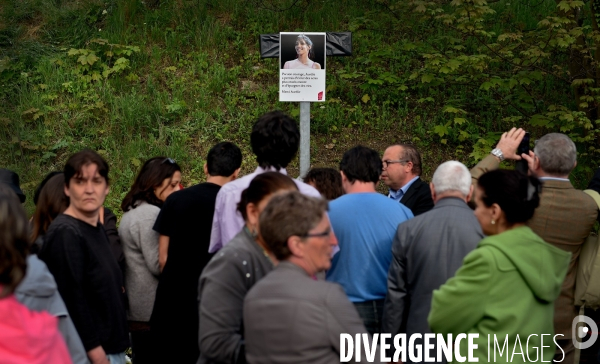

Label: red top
[0,294,72,364]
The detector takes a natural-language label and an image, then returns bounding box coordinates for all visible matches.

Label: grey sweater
[119,202,161,322]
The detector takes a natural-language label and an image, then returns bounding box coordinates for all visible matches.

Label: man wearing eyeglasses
[380,144,434,216]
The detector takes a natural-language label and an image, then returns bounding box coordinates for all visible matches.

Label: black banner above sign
[259,32,352,58]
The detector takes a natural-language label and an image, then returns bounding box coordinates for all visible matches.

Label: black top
[103,207,126,275]
[150,182,221,363]
[399,177,435,216]
[587,168,600,222]
[39,214,129,353]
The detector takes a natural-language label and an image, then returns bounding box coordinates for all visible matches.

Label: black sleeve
[103,207,126,275]
[153,196,175,237]
[382,226,409,338]
[411,184,434,216]
[41,227,101,351]
[587,168,600,193]
[587,168,600,222]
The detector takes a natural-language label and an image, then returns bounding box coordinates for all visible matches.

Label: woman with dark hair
[243,192,375,364]
[428,170,571,363]
[0,185,73,363]
[118,157,181,364]
[16,174,89,363]
[33,171,62,206]
[32,172,125,275]
[198,172,298,364]
[31,173,69,252]
[304,167,344,200]
[283,34,321,70]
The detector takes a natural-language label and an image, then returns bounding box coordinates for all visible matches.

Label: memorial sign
[279,32,326,102]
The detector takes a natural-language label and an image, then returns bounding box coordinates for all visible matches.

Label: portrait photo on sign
[280,33,326,70]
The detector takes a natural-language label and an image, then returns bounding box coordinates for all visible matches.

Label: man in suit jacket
[471,129,598,364]
[381,144,434,216]
[382,161,484,363]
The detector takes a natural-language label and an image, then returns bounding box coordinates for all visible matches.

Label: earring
[250,225,258,239]
[491,220,495,225]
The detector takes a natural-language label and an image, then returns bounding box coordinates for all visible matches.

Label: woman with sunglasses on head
[197,172,298,364]
[118,157,181,364]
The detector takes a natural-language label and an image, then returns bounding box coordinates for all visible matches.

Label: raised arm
[470,128,526,200]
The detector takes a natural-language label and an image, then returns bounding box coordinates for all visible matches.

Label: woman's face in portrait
[295,38,310,56]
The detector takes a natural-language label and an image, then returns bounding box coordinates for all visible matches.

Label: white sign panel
[279,32,326,102]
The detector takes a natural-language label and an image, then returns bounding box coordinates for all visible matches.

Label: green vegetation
[1,0,598,216]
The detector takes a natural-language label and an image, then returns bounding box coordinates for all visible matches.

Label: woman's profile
[283,34,321,70]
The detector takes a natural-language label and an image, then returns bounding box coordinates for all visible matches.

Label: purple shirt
[209,167,321,253]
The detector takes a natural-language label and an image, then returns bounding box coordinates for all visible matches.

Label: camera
[515,132,530,174]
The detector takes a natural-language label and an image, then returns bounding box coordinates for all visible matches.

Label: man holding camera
[470,128,598,364]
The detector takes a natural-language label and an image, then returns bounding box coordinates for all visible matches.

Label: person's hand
[88,346,109,364]
[495,127,526,160]
[521,150,537,174]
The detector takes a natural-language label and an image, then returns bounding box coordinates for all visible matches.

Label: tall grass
[0,0,586,215]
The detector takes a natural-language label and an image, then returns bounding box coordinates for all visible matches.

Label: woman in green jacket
[428,170,571,363]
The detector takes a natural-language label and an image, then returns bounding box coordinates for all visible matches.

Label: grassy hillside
[0,0,589,216]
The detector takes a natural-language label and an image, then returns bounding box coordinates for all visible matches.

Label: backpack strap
[574,305,585,364]
[584,189,600,210]
[575,191,599,364]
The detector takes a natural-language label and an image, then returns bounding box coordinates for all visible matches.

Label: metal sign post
[260,32,352,179]
[300,102,311,178]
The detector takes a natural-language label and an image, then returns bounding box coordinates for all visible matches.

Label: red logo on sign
[318,91,323,100]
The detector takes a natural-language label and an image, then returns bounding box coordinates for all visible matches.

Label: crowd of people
[0,110,599,364]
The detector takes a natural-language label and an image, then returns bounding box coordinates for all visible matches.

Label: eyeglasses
[303,228,332,239]
[161,158,176,165]
[382,160,409,168]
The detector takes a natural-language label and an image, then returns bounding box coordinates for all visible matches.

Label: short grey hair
[259,191,328,261]
[533,133,577,176]
[432,161,471,197]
